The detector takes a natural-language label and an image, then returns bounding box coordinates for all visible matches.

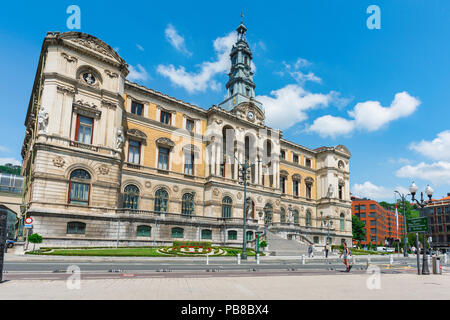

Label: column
[258,157,263,185]
[215,142,221,177]
[233,148,238,180]
[210,143,216,176]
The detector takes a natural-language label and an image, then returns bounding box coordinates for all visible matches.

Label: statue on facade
[37,106,49,134]
[327,184,334,198]
[288,204,294,223]
[116,127,125,149]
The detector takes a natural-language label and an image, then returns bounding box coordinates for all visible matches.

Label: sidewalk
[0,273,449,300]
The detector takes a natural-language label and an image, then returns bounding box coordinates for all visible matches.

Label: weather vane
[241,11,244,24]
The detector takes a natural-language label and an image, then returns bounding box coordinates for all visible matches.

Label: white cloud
[257,84,338,130]
[165,24,192,56]
[0,145,9,152]
[0,158,22,166]
[281,58,321,84]
[409,130,450,161]
[308,115,355,138]
[308,92,420,138]
[396,161,450,186]
[136,44,145,51]
[127,64,149,82]
[352,181,408,201]
[157,31,237,93]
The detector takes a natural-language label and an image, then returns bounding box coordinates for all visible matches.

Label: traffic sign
[25,217,33,225]
[407,217,428,233]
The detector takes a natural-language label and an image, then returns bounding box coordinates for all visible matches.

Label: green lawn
[27,247,263,257]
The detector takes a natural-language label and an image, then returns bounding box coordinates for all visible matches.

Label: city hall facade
[21,23,352,248]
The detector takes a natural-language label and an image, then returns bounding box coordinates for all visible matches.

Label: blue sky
[0,0,449,202]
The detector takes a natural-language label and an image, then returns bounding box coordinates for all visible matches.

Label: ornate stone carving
[61,52,78,63]
[101,100,117,109]
[173,186,179,193]
[257,196,262,203]
[98,165,110,175]
[237,192,242,200]
[116,127,125,150]
[105,69,118,78]
[71,38,116,59]
[275,199,280,206]
[145,182,152,189]
[57,85,75,95]
[52,156,65,168]
[327,184,334,198]
[128,129,147,142]
[73,100,101,118]
[213,188,220,197]
[156,137,175,149]
[37,106,49,134]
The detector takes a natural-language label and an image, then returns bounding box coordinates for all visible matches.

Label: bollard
[237,253,241,265]
[256,254,260,265]
[302,254,306,265]
[206,253,209,265]
[352,255,356,265]
[389,255,394,265]
[444,253,448,266]
[367,256,371,267]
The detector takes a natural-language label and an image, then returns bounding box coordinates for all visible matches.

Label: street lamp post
[394,191,410,257]
[408,182,434,275]
[239,161,250,260]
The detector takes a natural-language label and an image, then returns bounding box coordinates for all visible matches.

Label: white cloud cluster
[257,85,338,130]
[281,58,321,84]
[165,24,192,56]
[127,64,149,82]
[136,44,145,52]
[157,31,237,93]
[396,161,450,186]
[308,92,421,138]
[352,181,408,201]
[0,145,9,152]
[409,130,450,161]
[0,158,21,166]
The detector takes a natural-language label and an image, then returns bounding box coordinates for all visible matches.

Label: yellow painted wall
[279,163,317,200]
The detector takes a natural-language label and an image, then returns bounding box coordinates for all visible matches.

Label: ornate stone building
[21,22,352,248]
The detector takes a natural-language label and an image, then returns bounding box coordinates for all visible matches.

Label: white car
[376,246,394,252]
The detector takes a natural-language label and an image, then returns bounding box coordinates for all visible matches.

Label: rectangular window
[184,152,194,175]
[160,111,172,125]
[369,212,376,218]
[69,182,89,205]
[158,147,170,170]
[76,115,93,144]
[186,119,195,132]
[305,158,312,168]
[293,154,299,163]
[128,140,141,164]
[370,204,376,210]
[280,150,286,159]
[360,205,366,211]
[360,213,366,218]
[280,176,286,194]
[293,180,299,196]
[370,220,376,226]
[338,185,343,200]
[131,101,143,116]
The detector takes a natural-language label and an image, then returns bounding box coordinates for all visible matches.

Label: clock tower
[218,17,263,113]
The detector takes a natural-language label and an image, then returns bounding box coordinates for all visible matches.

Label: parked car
[6,239,15,248]
[376,246,395,253]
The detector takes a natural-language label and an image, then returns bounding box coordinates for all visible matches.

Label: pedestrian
[411,246,416,255]
[324,242,330,259]
[339,241,352,272]
[308,244,313,258]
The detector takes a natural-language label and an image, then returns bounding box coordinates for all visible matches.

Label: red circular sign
[25,217,33,224]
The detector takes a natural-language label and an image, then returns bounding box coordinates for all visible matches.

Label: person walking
[339,241,352,272]
[308,244,314,258]
[324,242,330,258]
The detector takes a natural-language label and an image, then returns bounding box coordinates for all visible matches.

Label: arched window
[313,236,319,244]
[222,196,233,218]
[67,222,86,235]
[124,185,140,209]
[228,230,238,240]
[69,169,91,205]
[340,213,345,231]
[306,210,312,227]
[294,210,299,224]
[137,225,151,237]
[154,188,169,213]
[182,193,195,216]
[201,229,212,240]
[280,207,286,223]
[171,227,184,239]
[264,203,273,223]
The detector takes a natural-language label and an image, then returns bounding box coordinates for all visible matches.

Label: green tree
[28,233,43,251]
[352,215,366,241]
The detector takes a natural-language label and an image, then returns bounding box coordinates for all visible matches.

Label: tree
[28,233,43,251]
[352,215,366,241]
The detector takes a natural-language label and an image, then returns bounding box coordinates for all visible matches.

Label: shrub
[259,240,267,248]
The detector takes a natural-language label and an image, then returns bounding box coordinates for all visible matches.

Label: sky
[0,0,449,202]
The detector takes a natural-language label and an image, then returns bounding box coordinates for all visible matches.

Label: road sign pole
[0,210,7,283]
[416,232,420,275]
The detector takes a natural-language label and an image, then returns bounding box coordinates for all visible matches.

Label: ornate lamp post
[394,190,410,257]
[409,182,434,275]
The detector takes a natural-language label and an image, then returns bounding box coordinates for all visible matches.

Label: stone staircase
[265,231,309,256]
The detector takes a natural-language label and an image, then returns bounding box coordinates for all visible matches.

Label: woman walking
[339,241,352,272]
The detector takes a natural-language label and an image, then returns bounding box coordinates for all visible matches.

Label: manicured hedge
[173,241,212,247]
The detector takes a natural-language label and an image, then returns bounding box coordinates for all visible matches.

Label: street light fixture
[409,181,434,275]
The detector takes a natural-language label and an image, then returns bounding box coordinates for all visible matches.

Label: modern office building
[352,197,405,246]
[20,21,352,247]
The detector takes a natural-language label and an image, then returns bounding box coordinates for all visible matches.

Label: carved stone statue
[327,184,334,198]
[37,106,49,134]
[288,205,294,223]
[116,127,125,149]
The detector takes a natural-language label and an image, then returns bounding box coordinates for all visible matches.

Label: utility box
[432,257,441,275]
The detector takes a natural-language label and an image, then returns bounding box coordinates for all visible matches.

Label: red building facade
[352,198,405,246]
